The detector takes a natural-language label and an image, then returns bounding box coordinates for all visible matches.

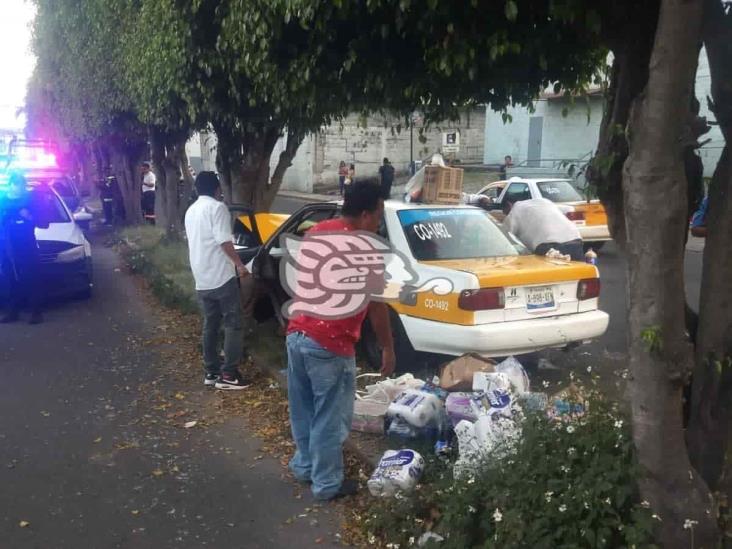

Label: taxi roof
[384,199,478,212]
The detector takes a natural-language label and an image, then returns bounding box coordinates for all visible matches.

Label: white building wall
[484,99,601,165]
[696,48,724,177]
[484,47,723,177]
[188,107,485,194]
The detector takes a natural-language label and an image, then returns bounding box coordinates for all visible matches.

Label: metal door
[527,116,543,167]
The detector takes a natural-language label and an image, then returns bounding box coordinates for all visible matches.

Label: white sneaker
[215,373,251,390]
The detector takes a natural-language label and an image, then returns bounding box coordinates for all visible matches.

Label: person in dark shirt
[1,173,47,324]
[378,157,395,199]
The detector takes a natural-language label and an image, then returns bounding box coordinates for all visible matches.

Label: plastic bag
[367,449,425,497]
[495,356,530,394]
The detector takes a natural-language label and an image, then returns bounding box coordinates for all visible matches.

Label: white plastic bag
[368,449,425,497]
[495,356,530,394]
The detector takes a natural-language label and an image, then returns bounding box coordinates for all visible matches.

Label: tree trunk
[110,143,146,226]
[178,144,194,215]
[622,1,717,546]
[686,0,732,493]
[214,126,303,211]
[150,128,168,231]
[586,7,658,249]
[162,141,183,237]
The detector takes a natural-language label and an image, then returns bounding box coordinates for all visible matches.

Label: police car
[0,173,93,301]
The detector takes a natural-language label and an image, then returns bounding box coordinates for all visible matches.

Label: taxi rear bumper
[401,309,609,357]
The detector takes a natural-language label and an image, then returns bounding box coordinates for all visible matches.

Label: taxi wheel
[359,309,420,374]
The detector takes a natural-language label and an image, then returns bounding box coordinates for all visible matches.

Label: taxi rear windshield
[397,208,523,261]
[537,180,583,202]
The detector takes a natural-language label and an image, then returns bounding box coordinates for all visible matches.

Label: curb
[276,190,337,202]
[252,353,382,468]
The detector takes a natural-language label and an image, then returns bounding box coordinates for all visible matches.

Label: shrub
[365,392,657,548]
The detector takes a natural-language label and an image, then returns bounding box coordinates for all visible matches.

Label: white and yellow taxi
[240,200,609,370]
[478,178,612,249]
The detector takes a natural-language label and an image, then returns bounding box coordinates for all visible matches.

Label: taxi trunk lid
[421,255,599,324]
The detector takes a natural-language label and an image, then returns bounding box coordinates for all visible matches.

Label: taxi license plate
[526,286,555,311]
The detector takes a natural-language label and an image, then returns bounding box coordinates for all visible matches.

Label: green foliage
[366,395,657,548]
[120,226,197,313]
[28,0,142,141]
[641,326,663,355]
[267,0,612,124]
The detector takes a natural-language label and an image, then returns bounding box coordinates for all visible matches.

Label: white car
[478,177,612,248]
[0,181,93,300]
[245,200,609,370]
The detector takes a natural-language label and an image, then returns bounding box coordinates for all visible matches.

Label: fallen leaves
[19,521,30,528]
[184,420,197,429]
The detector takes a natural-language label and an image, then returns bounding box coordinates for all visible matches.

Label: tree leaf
[505,1,518,22]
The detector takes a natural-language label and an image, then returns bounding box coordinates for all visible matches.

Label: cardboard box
[439,353,496,391]
[422,165,464,204]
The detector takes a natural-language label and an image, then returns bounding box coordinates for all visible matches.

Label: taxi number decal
[424,299,449,311]
[413,222,452,241]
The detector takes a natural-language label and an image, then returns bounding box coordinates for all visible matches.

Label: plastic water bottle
[585,248,597,265]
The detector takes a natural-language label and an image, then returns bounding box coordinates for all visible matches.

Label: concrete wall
[484,98,601,166]
[186,107,486,194]
[483,47,723,178]
[696,48,725,177]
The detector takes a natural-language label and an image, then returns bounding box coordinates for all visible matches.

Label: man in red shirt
[286,182,396,500]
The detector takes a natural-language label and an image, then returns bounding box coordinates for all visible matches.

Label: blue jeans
[286,332,356,500]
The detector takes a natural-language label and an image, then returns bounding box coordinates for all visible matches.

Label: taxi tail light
[577,278,601,300]
[459,288,505,311]
[566,211,585,222]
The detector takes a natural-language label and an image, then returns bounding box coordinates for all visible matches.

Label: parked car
[236,200,609,371]
[478,177,611,250]
[0,180,93,301]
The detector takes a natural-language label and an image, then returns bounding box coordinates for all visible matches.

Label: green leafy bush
[365,393,657,548]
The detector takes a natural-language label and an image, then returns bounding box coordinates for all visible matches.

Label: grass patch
[119,226,197,314]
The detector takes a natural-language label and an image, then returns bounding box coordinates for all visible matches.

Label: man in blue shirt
[690,196,708,238]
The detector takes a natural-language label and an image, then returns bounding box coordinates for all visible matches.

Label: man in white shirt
[184,172,250,390]
[503,197,584,260]
[141,162,157,217]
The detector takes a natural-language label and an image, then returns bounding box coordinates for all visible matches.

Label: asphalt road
[0,235,341,548]
[271,195,705,375]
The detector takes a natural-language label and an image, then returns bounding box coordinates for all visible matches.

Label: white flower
[559,504,567,513]
[560,465,570,473]
[566,425,575,434]
[641,500,650,508]
[652,514,662,522]
[614,420,623,429]
[683,519,699,530]
[586,366,592,373]
[621,371,628,379]
[493,508,503,522]
[368,534,376,544]
[468,505,477,514]
[545,491,554,503]
[584,501,590,509]
[567,447,577,456]
[386,544,400,549]
[466,476,475,485]
[542,380,550,388]
[409,536,415,546]
[605,497,611,505]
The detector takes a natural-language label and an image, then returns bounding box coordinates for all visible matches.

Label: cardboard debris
[439,353,496,392]
[548,383,589,419]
